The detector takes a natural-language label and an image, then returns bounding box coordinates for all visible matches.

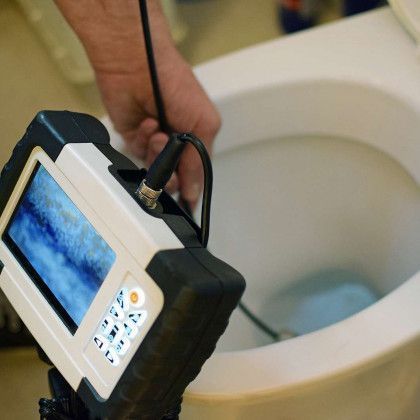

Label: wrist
[55,0,177,75]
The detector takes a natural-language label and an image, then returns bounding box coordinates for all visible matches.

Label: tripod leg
[38,368,91,420]
[161,397,183,420]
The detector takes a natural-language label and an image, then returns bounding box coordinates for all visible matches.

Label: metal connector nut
[135,179,162,209]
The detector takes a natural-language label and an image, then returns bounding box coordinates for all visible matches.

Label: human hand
[95,53,220,208]
[55,0,221,208]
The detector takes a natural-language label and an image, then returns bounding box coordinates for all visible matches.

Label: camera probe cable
[137,1,280,344]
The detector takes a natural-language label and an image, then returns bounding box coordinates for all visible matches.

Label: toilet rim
[104,8,420,399]
[192,7,420,183]
[187,273,420,397]
[184,78,420,396]
[210,77,420,180]
[104,78,420,396]
[185,13,420,396]
[104,75,420,403]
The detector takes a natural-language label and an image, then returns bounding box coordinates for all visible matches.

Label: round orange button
[129,287,145,307]
[130,291,139,304]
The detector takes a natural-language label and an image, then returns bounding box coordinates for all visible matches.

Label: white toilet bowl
[107,5,420,420]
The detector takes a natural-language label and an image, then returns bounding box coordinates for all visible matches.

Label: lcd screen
[3,164,116,333]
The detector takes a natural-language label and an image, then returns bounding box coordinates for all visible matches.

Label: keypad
[93,335,108,352]
[123,320,138,339]
[115,337,130,356]
[128,310,147,326]
[94,286,148,367]
[105,348,120,367]
[109,304,124,321]
[107,322,124,344]
[128,288,145,308]
[100,316,114,336]
[116,288,130,312]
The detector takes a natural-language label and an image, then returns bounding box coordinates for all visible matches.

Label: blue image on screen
[7,165,116,328]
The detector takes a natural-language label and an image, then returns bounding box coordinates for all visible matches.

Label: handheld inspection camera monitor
[0,2,245,418]
[0,110,245,419]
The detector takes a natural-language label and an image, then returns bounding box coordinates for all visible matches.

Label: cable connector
[136,134,186,209]
[136,179,162,209]
[136,132,213,247]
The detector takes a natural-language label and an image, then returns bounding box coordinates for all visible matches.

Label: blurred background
[0,0,354,168]
[0,0,383,418]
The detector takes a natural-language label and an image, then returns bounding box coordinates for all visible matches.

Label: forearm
[54,0,176,74]
[55,0,221,207]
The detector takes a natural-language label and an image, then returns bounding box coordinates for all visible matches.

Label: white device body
[0,143,183,399]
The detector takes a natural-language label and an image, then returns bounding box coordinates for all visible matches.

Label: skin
[54,0,221,207]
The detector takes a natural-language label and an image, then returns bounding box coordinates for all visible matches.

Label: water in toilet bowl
[260,268,379,338]
[210,135,420,351]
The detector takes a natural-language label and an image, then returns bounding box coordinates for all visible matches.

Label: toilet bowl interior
[207,82,420,352]
[107,78,420,355]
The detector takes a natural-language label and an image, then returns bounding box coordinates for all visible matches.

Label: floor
[0,0,339,418]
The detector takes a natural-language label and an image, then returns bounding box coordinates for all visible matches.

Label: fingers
[126,118,159,159]
[165,173,179,194]
[146,131,209,209]
[146,132,168,166]
[142,130,204,207]
[177,144,205,210]
[126,115,218,210]
[176,112,219,209]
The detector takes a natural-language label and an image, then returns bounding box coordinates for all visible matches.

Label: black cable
[138,0,276,343]
[238,302,279,341]
[139,0,170,133]
[143,132,212,248]
[178,133,212,248]
[137,2,200,418]
[138,1,212,248]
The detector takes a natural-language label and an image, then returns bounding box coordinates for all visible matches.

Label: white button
[128,310,147,327]
[109,303,124,321]
[116,288,130,312]
[100,316,114,336]
[124,320,139,339]
[105,348,120,366]
[115,337,131,356]
[128,287,145,308]
[106,322,124,344]
[93,335,108,352]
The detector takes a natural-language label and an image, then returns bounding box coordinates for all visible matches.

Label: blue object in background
[278,0,317,34]
[278,0,384,34]
[7,165,116,327]
[343,0,384,16]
